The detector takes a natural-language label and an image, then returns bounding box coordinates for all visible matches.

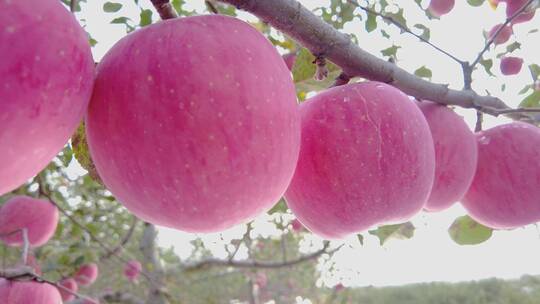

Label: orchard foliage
[0,0,539,303]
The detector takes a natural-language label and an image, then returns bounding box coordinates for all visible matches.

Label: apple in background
[0,0,95,195]
[254,272,267,288]
[58,278,78,302]
[285,82,435,239]
[506,0,536,24]
[0,196,59,247]
[462,122,540,229]
[282,53,297,71]
[418,101,478,212]
[124,260,142,282]
[0,279,62,304]
[428,0,455,17]
[86,15,300,233]
[488,24,512,45]
[334,283,345,291]
[74,263,99,286]
[500,56,523,75]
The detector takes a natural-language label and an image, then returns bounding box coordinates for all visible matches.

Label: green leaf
[506,42,521,53]
[519,90,540,108]
[414,66,432,79]
[368,222,415,245]
[292,48,341,93]
[479,58,494,76]
[518,84,533,95]
[386,9,407,30]
[140,9,153,27]
[381,29,390,39]
[365,12,377,32]
[529,64,540,80]
[103,2,122,13]
[467,0,485,7]
[268,198,288,214]
[413,24,430,41]
[448,215,493,245]
[111,17,131,24]
[357,234,364,245]
[381,45,400,58]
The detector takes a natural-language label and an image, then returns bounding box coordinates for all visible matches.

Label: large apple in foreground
[285,82,435,239]
[0,279,62,304]
[418,102,477,212]
[86,15,300,233]
[0,196,59,247]
[0,0,95,195]
[462,122,540,229]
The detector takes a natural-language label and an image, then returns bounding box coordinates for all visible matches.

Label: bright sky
[75,0,540,288]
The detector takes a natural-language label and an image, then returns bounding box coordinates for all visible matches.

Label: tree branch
[70,0,77,13]
[140,223,168,304]
[217,0,520,117]
[184,242,340,271]
[471,0,535,69]
[150,0,178,20]
[348,0,464,65]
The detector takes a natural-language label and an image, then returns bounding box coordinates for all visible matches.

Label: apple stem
[150,0,178,20]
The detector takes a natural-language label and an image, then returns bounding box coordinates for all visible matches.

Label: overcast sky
[76,0,540,288]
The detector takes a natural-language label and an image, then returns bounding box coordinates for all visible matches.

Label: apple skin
[58,278,78,302]
[74,263,99,286]
[462,122,540,229]
[284,82,435,239]
[282,53,297,71]
[0,196,59,247]
[418,102,478,212]
[291,218,304,232]
[506,0,535,24]
[488,24,512,45]
[124,260,142,281]
[500,56,523,75]
[0,0,95,195]
[428,0,455,17]
[86,15,300,233]
[0,279,62,304]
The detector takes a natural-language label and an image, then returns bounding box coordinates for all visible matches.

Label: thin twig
[100,217,139,261]
[206,0,220,14]
[184,242,341,270]
[471,0,535,68]
[348,0,464,65]
[21,228,28,265]
[475,111,483,132]
[35,175,160,289]
[493,107,540,115]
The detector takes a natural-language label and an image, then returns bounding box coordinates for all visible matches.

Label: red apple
[255,272,267,288]
[334,283,345,291]
[282,53,297,71]
[0,279,62,304]
[86,15,300,233]
[500,56,523,75]
[428,0,455,17]
[74,263,99,286]
[285,82,435,239]
[488,24,513,45]
[0,196,59,247]
[124,260,142,282]
[0,0,95,195]
[418,102,478,212]
[0,278,8,301]
[462,122,540,229]
[506,0,535,24]
[58,278,78,302]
